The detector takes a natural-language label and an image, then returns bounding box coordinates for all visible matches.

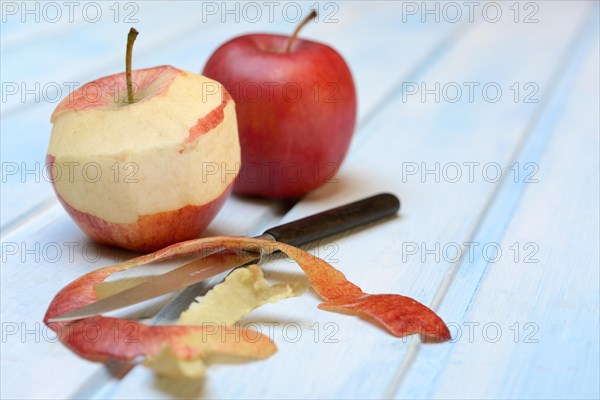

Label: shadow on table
[153,374,205,398]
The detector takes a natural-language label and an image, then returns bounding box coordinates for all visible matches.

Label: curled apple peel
[43,248,279,371]
[178,264,307,326]
[146,264,306,377]
[44,236,450,378]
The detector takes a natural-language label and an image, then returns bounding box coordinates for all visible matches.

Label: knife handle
[263,193,400,247]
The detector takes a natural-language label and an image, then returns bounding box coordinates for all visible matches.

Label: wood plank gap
[384,6,598,399]
[0,17,220,119]
[382,335,421,399]
[354,18,472,136]
[0,195,58,240]
[1,18,86,50]
[431,1,599,321]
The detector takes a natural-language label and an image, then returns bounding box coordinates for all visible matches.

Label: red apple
[47,29,240,252]
[203,11,356,198]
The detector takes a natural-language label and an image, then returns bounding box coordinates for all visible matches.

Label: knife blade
[48,193,400,322]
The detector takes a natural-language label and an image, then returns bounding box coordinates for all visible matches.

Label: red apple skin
[60,188,231,253]
[203,34,357,199]
[50,65,179,120]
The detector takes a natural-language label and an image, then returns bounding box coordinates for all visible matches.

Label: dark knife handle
[263,193,400,247]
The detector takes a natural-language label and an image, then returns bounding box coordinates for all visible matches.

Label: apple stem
[126,28,139,104]
[285,10,317,53]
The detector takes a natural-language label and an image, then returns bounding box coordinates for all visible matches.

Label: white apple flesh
[47,66,240,252]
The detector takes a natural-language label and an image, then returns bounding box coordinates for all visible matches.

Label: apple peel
[45,236,450,376]
[255,240,451,342]
[178,264,306,326]
[145,264,305,377]
[43,244,280,377]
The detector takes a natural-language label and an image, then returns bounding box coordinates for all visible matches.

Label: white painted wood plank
[104,3,592,399]
[397,11,600,399]
[2,2,594,399]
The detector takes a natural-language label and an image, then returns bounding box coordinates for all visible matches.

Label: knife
[48,193,400,322]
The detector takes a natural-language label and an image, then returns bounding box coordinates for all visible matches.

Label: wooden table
[1,1,598,398]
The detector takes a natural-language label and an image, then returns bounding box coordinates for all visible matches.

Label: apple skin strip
[43,241,279,369]
[44,266,277,368]
[264,241,451,342]
[145,265,305,377]
[318,296,450,342]
[46,316,274,364]
[178,264,306,326]
[45,236,450,372]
